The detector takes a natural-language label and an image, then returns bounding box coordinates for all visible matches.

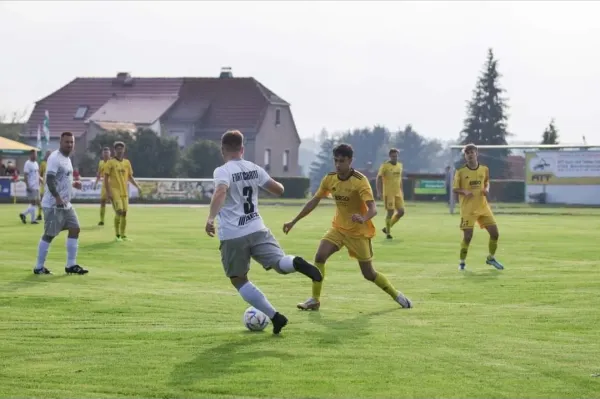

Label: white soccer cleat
[395,292,413,309]
[297,297,320,311]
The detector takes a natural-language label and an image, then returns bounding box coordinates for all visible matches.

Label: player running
[453,143,504,271]
[376,148,405,239]
[104,142,141,242]
[283,143,412,311]
[205,130,323,335]
[20,150,42,225]
[33,132,88,275]
[93,147,112,226]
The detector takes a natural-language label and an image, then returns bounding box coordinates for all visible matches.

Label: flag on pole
[36,124,42,162]
[42,110,50,156]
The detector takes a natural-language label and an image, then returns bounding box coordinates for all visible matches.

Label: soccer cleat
[382,227,392,239]
[486,257,504,270]
[121,236,131,241]
[297,297,320,311]
[98,221,104,226]
[36,215,42,221]
[271,312,288,334]
[65,265,88,275]
[19,214,26,224]
[459,262,466,271]
[292,257,323,282]
[33,266,52,275]
[115,236,123,242]
[31,221,39,225]
[395,292,413,308]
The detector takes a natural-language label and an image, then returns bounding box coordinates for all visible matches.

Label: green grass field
[1,202,599,398]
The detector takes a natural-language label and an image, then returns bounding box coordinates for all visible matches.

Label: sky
[1,1,599,145]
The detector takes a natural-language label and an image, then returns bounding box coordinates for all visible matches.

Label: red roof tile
[24,74,289,141]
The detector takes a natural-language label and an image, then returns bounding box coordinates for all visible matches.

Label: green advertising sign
[414,179,446,195]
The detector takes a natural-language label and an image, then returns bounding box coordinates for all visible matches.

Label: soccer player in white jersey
[34,132,88,275]
[20,149,42,225]
[205,130,323,335]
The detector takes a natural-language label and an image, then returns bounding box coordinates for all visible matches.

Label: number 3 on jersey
[243,186,255,215]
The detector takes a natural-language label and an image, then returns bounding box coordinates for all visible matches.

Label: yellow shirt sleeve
[357,176,375,203]
[377,163,386,178]
[315,175,331,198]
[453,168,461,190]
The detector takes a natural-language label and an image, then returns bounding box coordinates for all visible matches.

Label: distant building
[24,68,302,176]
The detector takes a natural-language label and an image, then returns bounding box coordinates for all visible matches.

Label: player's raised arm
[452,168,472,197]
[258,166,284,197]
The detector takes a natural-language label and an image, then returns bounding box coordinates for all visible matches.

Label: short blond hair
[221,130,244,152]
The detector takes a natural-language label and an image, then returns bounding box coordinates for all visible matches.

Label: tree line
[78,129,223,178]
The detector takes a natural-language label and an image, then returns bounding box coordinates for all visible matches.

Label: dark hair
[332,143,353,159]
[221,130,244,152]
[113,141,125,149]
[29,149,36,155]
[389,148,399,155]
[61,131,73,139]
[463,143,478,153]
[102,147,110,152]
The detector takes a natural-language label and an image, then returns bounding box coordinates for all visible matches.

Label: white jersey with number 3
[213,159,270,241]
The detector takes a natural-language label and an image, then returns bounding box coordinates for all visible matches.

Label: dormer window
[74,106,89,120]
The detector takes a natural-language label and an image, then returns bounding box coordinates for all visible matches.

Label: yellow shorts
[460,213,496,230]
[384,194,405,211]
[112,196,129,213]
[322,228,373,262]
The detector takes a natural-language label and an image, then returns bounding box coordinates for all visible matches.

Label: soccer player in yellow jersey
[283,143,412,311]
[37,150,51,221]
[104,142,141,242]
[376,148,405,239]
[453,143,504,271]
[93,147,112,226]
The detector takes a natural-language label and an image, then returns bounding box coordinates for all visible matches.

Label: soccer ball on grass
[243,306,270,331]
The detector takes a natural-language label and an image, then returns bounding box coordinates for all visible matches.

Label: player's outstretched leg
[484,225,503,270]
[232,276,288,334]
[297,239,337,311]
[272,255,323,282]
[360,261,412,308]
[389,207,405,232]
[459,229,473,271]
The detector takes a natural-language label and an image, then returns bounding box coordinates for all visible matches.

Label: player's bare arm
[128,175,141,192]
[93,169,102,190]
[24,172,31,192]
[376,175,383,199]
[205,183,228,237]
[262,178,284,197]
[351,200,377,224]
[283,196,321,234]
[104,173,112,200]
[45,173,64,206]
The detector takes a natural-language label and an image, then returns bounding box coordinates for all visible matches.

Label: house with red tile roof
[23,68,302,176]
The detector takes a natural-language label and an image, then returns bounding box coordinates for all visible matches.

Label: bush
[259,177,310,199]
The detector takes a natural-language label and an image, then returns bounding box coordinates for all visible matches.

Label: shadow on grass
[169,307,395,388]
[79,240,118,252]
[0,273,71,294]
[462,269,502,280]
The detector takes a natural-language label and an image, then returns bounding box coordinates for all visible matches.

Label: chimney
[219,67,233,79]
[113,72,133,86]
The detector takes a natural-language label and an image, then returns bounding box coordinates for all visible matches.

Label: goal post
[448,144,600,214]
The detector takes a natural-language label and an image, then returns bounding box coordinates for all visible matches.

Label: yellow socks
[460,240,469,261]
[489,239,498,258]
[385,217,392,234]
[374,273,399,299]
[390,213,401,227]
[312,262,325,301]
[100,205,106,223]
[114,215,121,236]
[119,216,127,237]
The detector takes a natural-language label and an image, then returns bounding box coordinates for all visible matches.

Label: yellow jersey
[377,161,403,196]
[453,164,491,216]
[39,160,47,192]
[105,158,133,197]
[98,159,109,177]
[315,170,376,238]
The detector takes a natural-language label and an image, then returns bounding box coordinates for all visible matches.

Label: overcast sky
[1,1,599,145]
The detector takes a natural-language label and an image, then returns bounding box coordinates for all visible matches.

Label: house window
[283,149,290,172]
[275,108,281,126]
[264,149,271,171]
[74,106,89,120]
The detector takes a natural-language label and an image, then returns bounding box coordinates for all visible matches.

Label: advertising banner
[525,151,600,185]
[414,179,446,195]
[0,178,12,198]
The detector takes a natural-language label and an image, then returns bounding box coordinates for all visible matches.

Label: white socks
[66,238,78,267]
[238,282,276,319]
[277,255,296,273]
[36,239,50,270]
